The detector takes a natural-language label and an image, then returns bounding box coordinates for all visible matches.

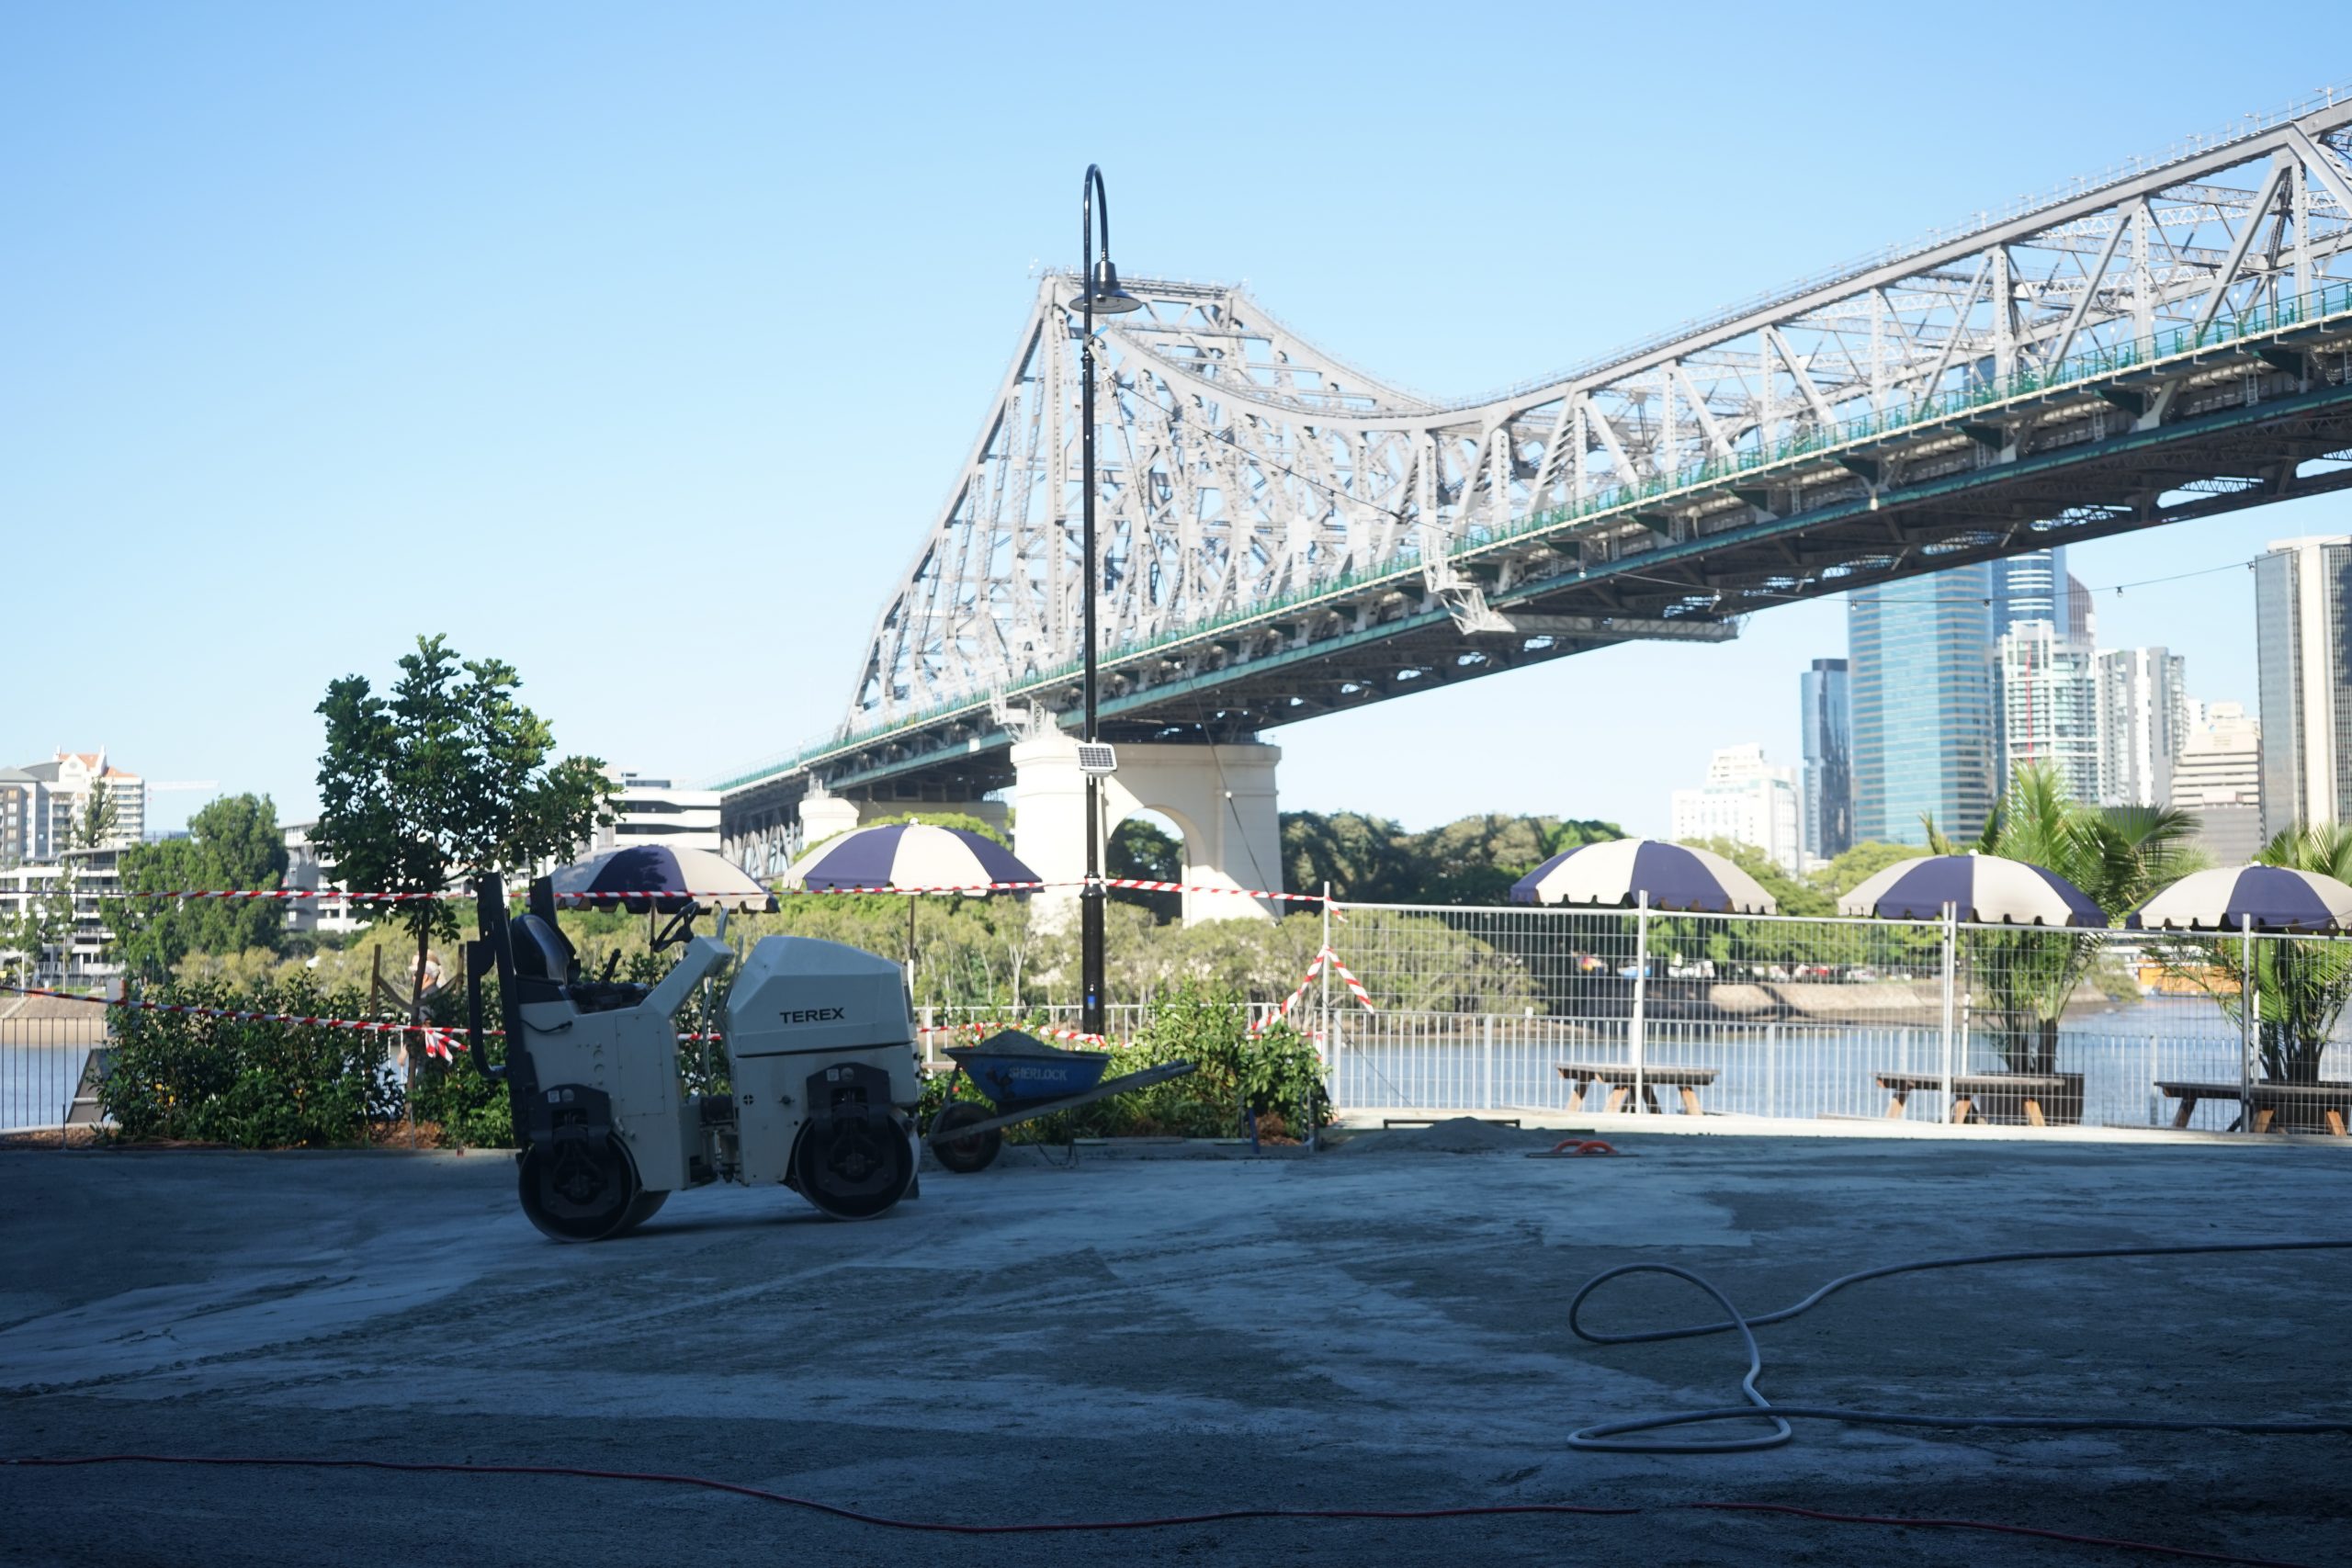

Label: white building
[2175,701,2265,864]
[1670,744,1802,874]
[589,773,723,856]
[6,750,146,859]
[1996,621,2102,804]
[0,850,125,984]
[2095,646,2187,808]
[2253,536,2351,835]
[281,822,366,938]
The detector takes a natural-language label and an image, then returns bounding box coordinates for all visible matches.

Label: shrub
[102,976,401,1146]
[927,985,1328,1143]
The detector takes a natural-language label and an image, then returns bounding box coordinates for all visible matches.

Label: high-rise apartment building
[2095,647,2187,809]
[1992,547,2074,635]
[2253,536,2352,835]
[1798,659,1852,864]
[589,773,723,855]
[1670,744,1803,874]
[0,768,33,868]
[6,750,146,858]
[1996,620,2102,803]
[1849,562,1997,844]
[2175,700,2264,863]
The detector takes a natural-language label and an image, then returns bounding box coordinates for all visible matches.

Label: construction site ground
[4,1126,2348,1566]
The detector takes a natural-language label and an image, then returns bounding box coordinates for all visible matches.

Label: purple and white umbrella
[551,845,779,914]
[2124,865,2352,933]
[784,823,1040,894]
[1838,853,2104,926]
[1510,839,1776,915]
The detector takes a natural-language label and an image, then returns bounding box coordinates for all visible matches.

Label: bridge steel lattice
[720,92,2352,863]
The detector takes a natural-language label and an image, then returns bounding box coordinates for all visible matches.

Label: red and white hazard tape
[113,888,445,903]
[2,983,465,1062]
[0,983,728,1059]
[1250,946,1375,1036]
[1092,878,1329,904]
[109,877,1327,906]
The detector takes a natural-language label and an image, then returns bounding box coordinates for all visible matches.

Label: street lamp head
[1072,255,1145,315]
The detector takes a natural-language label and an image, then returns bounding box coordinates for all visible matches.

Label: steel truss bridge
[720,91,2352,854]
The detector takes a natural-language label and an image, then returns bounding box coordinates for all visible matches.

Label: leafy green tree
[107,795,290,976]
[1107,817,1182,921]
[1677,836,1832,918]
[313,635,612,1019]
[1,880,72,985]
[2164,823,2352,1085]
[1809,840,1930,902]
[74,780,118,851]
[1280,809,1623,904]
[1282,809,1411,902]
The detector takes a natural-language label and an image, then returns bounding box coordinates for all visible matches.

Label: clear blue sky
[5,4,2346,838]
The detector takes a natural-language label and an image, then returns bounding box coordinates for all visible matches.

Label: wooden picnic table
[1556,1062,1717,1115]
[2157,1079,2352,1135]
[1875,1071,2075,1126]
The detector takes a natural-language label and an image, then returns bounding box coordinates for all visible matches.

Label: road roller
[466,874,920,1241]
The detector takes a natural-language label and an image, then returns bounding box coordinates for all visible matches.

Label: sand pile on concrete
[1332,1116,1555,1155]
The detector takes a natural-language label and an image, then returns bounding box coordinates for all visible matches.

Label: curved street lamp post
[1071,164,1142,1037]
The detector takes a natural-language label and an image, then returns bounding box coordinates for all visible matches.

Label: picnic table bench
[2157,1080,2352,1135]
[1875,1071,2075,1126]
[1556,1062,1717,1115]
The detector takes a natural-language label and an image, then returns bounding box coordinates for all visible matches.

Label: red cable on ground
[0,1454,2310,1566]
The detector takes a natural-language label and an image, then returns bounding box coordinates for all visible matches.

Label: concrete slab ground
[4,1132,2350,1566]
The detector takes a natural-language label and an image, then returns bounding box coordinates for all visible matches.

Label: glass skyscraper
[1990,546,2075,636]
[2254,536,2352,835]
[1799,658,1852,863]
[1849,561,1998,845]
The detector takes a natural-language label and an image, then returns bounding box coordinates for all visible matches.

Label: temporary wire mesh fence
[9,899,2349,1141]
[0,1005,109,1137]
[1319,904,2352,1134]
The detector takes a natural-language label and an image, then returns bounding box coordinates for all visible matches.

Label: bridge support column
[1012,733,1283,924]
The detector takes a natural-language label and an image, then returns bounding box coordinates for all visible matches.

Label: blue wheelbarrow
[926,1029,1195,1173]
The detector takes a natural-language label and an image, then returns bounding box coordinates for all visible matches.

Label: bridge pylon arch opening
[1010,731,1283,926]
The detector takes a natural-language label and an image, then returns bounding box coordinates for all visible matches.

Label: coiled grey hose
[1566,1239,2352,1453]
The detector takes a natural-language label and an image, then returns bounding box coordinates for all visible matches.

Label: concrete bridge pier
[1012,732,1283,924]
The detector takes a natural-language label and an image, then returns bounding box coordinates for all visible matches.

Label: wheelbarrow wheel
[930,1100,1001,1174]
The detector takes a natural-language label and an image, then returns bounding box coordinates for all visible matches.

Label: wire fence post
[1319,882,1333,1136]
[2239,914,2256,1136]
[1939,902,1958,1123]
[2146,1032,2159,1127]
[1631,890,1649,1114]
[1764,1021,1778,1119]
[1481,1013,1493,1111]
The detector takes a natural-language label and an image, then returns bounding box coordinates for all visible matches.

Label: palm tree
[1929,763,2203,1074]
[2231,824,2352,1085]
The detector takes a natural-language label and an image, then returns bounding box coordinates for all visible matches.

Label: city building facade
[1798,659,1852,865]
[587,773,724,856]
[1670,744,1803,874]
[8,750,146,858]
[1849,562,1997,845]
[2175,700,2265,863]
[281,822,366,939]
[1991,547,2075,636]
[0,767,32,868]
[1995,619,2103,804]
[2254,536,2351,836]
[2095,646,2187,809]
